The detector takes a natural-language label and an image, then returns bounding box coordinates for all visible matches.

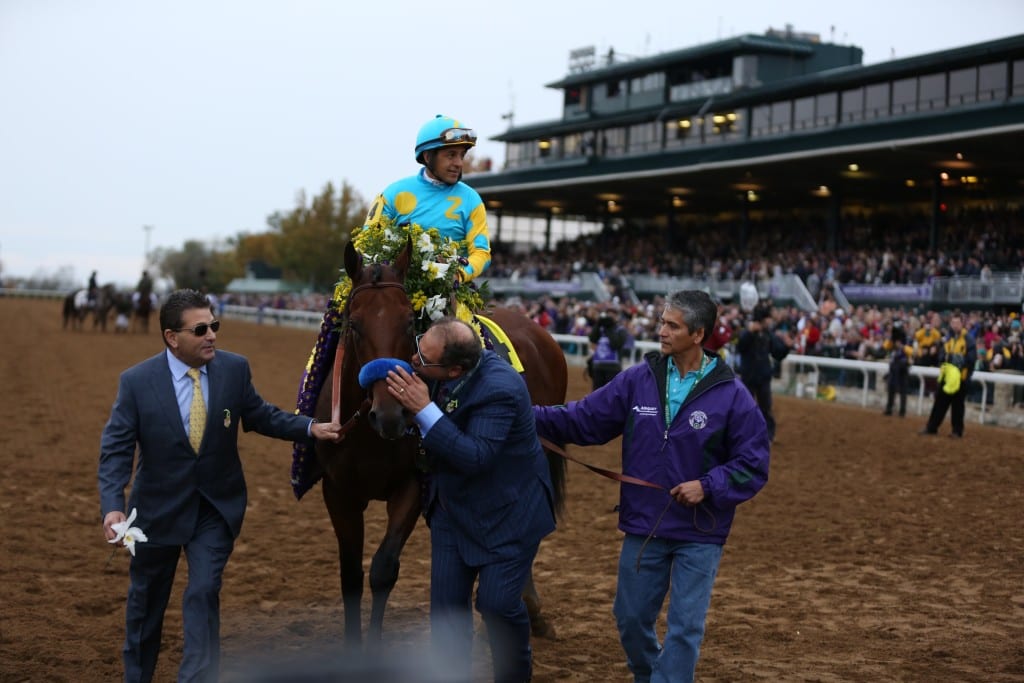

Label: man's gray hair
[663,290,717,340]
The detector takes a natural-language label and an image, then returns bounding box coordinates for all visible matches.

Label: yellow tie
[187,368,206,452]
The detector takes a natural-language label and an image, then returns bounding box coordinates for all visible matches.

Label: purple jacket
[534,350,769,545]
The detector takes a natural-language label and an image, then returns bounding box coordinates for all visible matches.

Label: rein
[538,436,716,570]
[330,280,407,430]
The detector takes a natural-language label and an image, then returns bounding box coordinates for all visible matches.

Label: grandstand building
[467,30,1024,310]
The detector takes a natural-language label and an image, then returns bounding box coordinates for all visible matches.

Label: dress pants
[429,509,538,683]
[123,497,234,683]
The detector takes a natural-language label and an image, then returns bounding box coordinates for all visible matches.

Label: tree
[154,240,241,292]
[273,181,368,291]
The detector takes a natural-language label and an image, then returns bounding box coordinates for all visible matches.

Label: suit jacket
[98,350,311,545]
[421,350,555,565]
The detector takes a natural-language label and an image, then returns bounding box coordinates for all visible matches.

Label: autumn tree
[272,180,368,291]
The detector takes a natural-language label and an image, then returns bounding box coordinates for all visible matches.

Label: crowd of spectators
[217,205,1024,407]
[487,206,1024,291]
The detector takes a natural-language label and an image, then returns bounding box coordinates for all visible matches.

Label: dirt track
[1,297,1022,682]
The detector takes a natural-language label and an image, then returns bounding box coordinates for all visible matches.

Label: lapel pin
[223,409,231,428]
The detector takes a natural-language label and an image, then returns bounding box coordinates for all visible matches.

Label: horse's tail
[544,444,568,519]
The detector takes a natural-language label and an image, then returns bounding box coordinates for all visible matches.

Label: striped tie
[187,368,206,452]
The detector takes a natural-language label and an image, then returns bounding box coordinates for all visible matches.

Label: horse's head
[343,238,416,440]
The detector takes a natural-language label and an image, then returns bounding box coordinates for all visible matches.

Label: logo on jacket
[688,410,709,430]
[632,404,659,416]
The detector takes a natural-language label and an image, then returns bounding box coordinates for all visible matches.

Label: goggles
[439,128,477,145]
[175,320,220,337]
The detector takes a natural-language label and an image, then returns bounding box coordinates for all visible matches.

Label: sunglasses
[414,333,445,368]
[439,128,477,145]
[175,320,220,337]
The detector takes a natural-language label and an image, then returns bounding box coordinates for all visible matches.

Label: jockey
[136,270,153,297]
[364,114,491,282]
[87,270,99,306]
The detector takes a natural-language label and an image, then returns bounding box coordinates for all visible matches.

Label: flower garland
[334,217,488,328]
[290,217,488,499]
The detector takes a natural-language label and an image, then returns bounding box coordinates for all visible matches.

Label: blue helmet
[415,115,477,164]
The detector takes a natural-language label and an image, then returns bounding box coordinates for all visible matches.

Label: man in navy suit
[98,289,341,683]
[387,317,555,683]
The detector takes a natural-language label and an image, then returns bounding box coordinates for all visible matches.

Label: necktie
[187,368,206,452]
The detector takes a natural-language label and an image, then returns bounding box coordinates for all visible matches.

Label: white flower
[108,507,148,557]
[417,231,435,255]
[422,294,446,321]
[431,262,451,280]
[383,227,396,244]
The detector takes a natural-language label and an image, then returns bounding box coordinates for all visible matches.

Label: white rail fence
[218,305,1024,429]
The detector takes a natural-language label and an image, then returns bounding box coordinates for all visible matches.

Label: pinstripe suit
[420,350,555,682]
[99,349,313,683]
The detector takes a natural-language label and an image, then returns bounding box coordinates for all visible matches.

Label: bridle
[330,280,408,432]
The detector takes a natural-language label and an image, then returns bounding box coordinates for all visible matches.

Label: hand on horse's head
[386,366,430,414]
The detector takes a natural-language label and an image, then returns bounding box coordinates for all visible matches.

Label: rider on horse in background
[132,270,156,312]
[87,270,99,307]
[136,270,153,298]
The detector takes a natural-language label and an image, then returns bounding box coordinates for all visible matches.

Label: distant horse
[62,290,90,331]
[313,239,567,644]
[132,290,156,333]
[91,284,118,332]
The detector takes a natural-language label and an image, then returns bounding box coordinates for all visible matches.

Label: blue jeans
[613,534,723,683]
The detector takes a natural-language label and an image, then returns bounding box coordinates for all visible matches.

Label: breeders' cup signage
[840,284,933,303]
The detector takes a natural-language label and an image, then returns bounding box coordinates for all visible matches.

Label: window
[606,79,623,98]
[919,73,946,111]
[842,87,865,123]
[892,78,917,115]
[978,62,1007,101]
[864,83,890,120]
[664,118,697,148]
[628,122,659,153]
[1014,60,1024,98]
[601,127,627,156]
[771,101,791,134]
[948,67,977,106]
[564,87,582,107]
[630,72,665,94]
[793,96,815,130]
[815,92,837,127]
[751,104,772,138]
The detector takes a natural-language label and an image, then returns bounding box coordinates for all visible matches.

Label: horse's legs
[322,478,368,645]
[523,567,557,639]
[367,477,421,639]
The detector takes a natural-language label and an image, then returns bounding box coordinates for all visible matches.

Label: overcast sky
[2,0,1021,286]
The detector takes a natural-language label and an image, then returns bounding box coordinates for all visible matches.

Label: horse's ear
[394,237,413,277]
[344,240,362,281]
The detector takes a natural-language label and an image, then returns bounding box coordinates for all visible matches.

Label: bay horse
[313,239,567,644]
[132,290,156,333]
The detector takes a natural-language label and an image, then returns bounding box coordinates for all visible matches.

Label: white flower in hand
[108,508,148,557]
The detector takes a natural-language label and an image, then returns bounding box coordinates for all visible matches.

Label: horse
[132,290,156,333]
[91,284,118,332]
[62,289,91,331]
[313,239,568,645]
